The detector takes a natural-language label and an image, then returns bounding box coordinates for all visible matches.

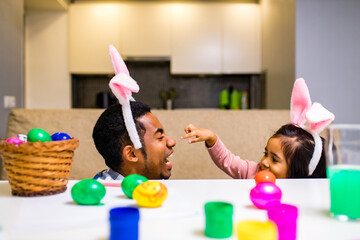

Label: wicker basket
[0,138,79,197]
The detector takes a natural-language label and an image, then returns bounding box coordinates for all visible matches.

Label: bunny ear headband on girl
[108,45,142,149]
[290,78,335,175]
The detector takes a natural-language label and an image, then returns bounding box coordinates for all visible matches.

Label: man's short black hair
[92,101,151,170]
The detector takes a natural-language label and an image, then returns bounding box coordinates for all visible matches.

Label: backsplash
[72,61,263,109]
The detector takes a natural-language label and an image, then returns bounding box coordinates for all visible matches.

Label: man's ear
[122,145,138,163]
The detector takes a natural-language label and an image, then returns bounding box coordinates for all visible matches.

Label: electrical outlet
[4,96,16,109]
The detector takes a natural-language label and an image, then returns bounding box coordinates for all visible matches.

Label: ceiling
[72,0,258,2]
[24,0,258,11]
[24,0,70,11]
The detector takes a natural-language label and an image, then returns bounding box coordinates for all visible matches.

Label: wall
[0,0,24,138]
[296,0,360,123]
[260,0,295,109]
[72,63,259,109]
[25,10,70,109]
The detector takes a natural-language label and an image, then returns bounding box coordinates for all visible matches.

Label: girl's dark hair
[271,124,326,178]
[92,101,151,170]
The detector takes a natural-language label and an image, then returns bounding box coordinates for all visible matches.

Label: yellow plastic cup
[237,220,277,240]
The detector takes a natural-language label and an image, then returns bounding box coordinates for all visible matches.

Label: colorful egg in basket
[0,137,79,197]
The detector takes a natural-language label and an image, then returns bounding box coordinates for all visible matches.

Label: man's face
[135,113,176,179]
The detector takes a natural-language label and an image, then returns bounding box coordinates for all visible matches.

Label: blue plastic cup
[109,207,140,240]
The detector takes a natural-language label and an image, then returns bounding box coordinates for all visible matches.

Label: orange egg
[255,170,276,184]
[132,181,168,208]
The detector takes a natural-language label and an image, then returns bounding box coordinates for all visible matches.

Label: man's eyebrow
[154,128,164,135]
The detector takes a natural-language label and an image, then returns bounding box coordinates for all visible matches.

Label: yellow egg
[132,181,168,208]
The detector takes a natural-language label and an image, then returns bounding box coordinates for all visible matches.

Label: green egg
[71,179,106,205]
[27,128,52,142]
[121,174,148,198]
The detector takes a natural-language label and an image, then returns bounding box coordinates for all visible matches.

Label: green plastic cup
[204,201,234,238]
[325,124,360,221]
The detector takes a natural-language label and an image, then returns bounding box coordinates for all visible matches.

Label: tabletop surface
[0,179,359,240]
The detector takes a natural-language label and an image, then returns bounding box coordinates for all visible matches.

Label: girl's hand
[181,124,217,147]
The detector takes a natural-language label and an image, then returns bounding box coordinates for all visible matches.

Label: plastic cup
[237,220,277,240]
[109,207,140,240]
[266,203,298,240]
[204,201,233,238]
[325,124,360,221]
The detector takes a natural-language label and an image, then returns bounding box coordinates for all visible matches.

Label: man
[93,101,175,180]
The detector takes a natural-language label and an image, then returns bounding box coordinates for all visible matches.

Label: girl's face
[260,137,288,178]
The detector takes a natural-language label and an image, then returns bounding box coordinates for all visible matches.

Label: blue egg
[51,132,71,141]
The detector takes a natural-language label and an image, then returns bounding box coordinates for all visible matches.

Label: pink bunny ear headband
[108,45,142,149]
[290,78,335,175]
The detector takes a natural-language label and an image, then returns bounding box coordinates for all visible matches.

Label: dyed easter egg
[132,181,168,208]
[51,132,71,141]
[17,134,27,142]
[27,128,52,142]
[250,182,282,209]
[121,174,148,199]
[71,179,106,205]
[255,170,276,184]
[6,137,24,144]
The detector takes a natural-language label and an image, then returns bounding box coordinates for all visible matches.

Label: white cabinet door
[69,3,123,74]
[222,4,261,73]
[171,3,222,74]
[121,3,171,57]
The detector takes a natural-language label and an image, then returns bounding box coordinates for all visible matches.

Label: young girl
[182,123,325,178]
[181,78,335,179]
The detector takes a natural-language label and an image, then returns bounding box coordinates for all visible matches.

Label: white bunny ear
[109,45,129,76]
[109,74,139,104]
[306,102,335,133]
[290,78,312,126]
[107,44,142,149]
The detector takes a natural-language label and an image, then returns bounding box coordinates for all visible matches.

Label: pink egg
[250,182,282,209]
[6,137,24,144]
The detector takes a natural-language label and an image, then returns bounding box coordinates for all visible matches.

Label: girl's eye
[263,152,268,157]
[158,135,165,140]
[272,158,278,163]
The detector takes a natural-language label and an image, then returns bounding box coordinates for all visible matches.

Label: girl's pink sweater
[207,137,260,179]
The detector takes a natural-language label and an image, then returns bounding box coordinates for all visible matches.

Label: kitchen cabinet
[171,3,260,74]
[223,4,261,73]
[121,3,171,57]
[171,3,222,74]
[69,3,123,74]
[69,2,261,74]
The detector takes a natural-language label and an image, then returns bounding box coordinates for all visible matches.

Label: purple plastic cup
[266,203,298,240]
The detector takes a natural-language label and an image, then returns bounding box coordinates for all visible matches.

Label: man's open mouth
[165,153,173,167]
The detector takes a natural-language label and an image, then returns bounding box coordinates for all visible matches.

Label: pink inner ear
[113,83,132,100]
[291,78,312,126]
[310,121,325,131]
[109,45,129,76]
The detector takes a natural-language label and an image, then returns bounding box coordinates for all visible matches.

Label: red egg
[255,170,276,184]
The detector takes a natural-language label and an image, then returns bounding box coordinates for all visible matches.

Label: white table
[0,179,359,240]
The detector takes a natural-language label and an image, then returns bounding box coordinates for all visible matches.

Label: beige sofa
[1,109,290,180]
